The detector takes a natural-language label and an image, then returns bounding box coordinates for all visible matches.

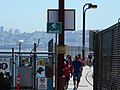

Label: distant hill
[0,29,91,51]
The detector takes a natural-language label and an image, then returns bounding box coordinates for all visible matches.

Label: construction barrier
[16,74,20,90]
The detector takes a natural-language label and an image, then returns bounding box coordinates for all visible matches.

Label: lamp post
[82,3,97,61]
[18,40,24,66]
[18,40,24,52]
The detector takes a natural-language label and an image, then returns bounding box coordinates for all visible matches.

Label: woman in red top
[64,60,72,89]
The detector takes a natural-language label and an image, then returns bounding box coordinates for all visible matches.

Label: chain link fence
[94,22,120,90]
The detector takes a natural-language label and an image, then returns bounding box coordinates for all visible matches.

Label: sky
[0,0,120,33]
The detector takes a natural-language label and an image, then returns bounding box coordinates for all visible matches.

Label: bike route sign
[47,22,62,33]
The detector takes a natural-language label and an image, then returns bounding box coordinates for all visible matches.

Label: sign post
[47,22,62,90]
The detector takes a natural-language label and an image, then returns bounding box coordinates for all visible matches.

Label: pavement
[68,66,93,90]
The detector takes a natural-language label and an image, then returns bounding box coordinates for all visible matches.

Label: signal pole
[57,0,65,90]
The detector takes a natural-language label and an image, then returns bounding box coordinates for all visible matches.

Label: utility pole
[57,0,65,90]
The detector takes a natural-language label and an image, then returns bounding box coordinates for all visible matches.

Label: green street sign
[47,22,62,33]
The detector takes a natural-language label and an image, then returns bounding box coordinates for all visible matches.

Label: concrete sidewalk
[68,66,93,90]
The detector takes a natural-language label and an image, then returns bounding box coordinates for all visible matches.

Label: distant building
[0,26,4,33]
[66,46,81,58]
[14,29,20,35]
[66,46,89,59]
[9,28,14,35]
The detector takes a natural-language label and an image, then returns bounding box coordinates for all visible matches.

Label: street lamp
[82,3,97,61]
[18,40,24,66]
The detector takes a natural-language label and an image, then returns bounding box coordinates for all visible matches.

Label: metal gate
[0,48,55,90]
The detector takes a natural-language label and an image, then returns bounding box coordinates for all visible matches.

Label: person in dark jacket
[72,55,82,90]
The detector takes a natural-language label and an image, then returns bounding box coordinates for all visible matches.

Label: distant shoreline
[0,49,48,52]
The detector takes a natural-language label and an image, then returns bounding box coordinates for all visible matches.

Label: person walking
[72,55,82,90]
[64,60,72,90]
[88,53,93,67]
[78,54,83,75]
[66,55,73,77]
[78,54,83,62]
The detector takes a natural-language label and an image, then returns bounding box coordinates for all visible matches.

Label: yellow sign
[38,59,44,66]
[57,45,66,54]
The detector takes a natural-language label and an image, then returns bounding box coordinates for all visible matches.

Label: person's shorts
[73,73,81,81]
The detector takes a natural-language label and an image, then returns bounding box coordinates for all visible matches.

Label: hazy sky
[0,0,120,32]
